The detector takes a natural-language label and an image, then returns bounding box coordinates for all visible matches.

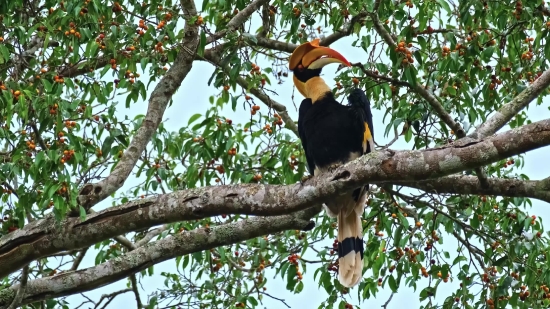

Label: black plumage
[289,39,374,287]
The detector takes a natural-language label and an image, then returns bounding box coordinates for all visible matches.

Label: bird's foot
[328,163,342,173]
[301,174,313,184]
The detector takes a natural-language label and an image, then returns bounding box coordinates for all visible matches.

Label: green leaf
[41,79,53,93]
[388,275,397,292]
[188,113,202,125]
[247,296,258,306]
[404,66,417,86]
[435,0,452,14]
[295,280,304,293]
[102,136,114,156]
[79,206,87,221]
[286,263,298,291]
[197,31,206,57]
[481,46,495,62]
[0,45,10,63]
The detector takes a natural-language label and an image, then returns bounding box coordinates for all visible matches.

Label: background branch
[396,175,550,203]
[472,69,550,139]
[75,0,200,211]
[6,265,29,309]
[207,0,269,44]
[0,208,318,308]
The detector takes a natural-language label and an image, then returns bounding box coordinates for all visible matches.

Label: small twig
[135,225,168,247]
[94,289,132,309]
[453,231,486,270]
[351,62,411,87]
[130,274,143,309]
[114,235,137,250]
[381,292,395,308]
[259,291,291,308]
[112,233,142,308]
[29,122,47,150]
[7,264,30,309]
[473,167,490,188]
[70,248,89,271]
[201,51,299,137]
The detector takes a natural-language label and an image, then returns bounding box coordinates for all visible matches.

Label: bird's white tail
[317,164,366,287]
[337,199,364,287]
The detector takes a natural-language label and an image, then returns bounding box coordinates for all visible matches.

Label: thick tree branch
[396,175,550,203]
[0,208,318,307]
[254,37,295,53]
[1,118,549,277]
[75,0,200,210]
[472,69,550,139]
[207,0,269,44]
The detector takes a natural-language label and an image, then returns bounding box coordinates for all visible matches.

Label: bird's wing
[298,98,316,175]
[348,88,374,154]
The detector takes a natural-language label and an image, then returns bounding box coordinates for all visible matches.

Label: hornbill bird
[289,39,374,287]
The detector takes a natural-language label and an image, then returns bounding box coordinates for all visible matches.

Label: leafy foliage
[0,0,549,309]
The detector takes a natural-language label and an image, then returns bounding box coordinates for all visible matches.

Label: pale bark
[75,0,201,211]
[397,175,550,203]
[1,118,549,279]
[472,69,550,139]
[0,207,319,308]
[206,0,270,44]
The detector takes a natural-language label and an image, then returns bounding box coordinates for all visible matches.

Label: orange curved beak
[288,39,351,70]
[289,39,351,97]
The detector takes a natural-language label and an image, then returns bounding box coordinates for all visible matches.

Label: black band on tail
[337,237,364,260]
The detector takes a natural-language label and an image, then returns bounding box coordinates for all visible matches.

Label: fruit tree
[1,0,550,308]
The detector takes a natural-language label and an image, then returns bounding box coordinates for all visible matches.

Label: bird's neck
[305,77,331,103]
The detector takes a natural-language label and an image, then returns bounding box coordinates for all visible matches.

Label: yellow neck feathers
[305,77,331,103]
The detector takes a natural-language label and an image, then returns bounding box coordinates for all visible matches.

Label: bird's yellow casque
[289,39,374,288]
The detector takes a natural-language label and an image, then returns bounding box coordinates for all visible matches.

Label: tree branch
[112,233,141,308]
[253,13,366,54]
[135,226,168,247]
[129,274,142,309]
[396,175,550,203]
[6,264,29,309]
[70,248,88,271]
[93,289,132,309]
[75,0,200,211]
[0,208,318,307]
[472,69,550,139]
[206,0,270,44]
[1,118,549,277]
